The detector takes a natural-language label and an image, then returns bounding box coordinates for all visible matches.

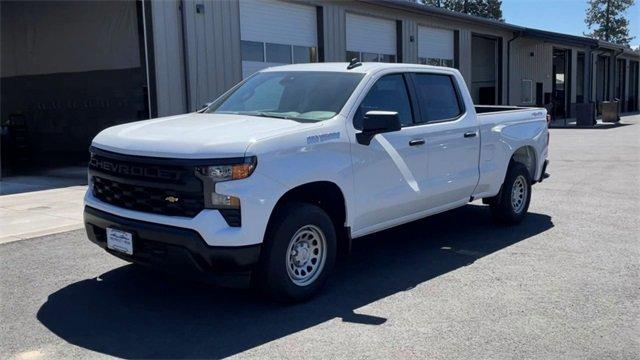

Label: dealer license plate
[106,228,133,255]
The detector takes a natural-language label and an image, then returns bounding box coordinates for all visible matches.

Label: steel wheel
[511,175,528,214]
[285,224,327,286]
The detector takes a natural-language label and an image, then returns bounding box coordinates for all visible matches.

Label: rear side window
[413,73,463,122]
[354,74,414,129]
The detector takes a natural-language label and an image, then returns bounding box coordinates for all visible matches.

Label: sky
[502,0,640,48]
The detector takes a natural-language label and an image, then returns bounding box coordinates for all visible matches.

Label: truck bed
[474,105,542,114]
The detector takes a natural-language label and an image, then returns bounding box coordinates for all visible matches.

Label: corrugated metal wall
[509,38,552,106]
[181,0,242,112]
[149,0,639,118]
[316,1,513,103]
[151,0,187,116]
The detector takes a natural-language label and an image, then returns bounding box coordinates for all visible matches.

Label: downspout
[613,47,625,116]
[506,31,521,105]
[613,47,624,100]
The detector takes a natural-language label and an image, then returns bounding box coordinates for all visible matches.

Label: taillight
[546,114,551,126]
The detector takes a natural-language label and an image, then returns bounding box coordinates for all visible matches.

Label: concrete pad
[0,186,86,242]
[0,167,87,195]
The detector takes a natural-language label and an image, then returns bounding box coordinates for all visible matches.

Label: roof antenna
[347,58,362,70]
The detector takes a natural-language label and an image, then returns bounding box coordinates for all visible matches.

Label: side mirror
[356,111,401,145]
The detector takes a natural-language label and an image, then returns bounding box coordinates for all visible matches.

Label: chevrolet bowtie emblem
[165,196,179,203]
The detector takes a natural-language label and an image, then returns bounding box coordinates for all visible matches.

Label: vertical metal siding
[403,19,417,63]
[182,0,241,112]
[321,3,346,62]
[509,38,552,106]
[150,0,187,116]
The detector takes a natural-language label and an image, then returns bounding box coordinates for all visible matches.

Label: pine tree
[418,0,503,21]
[584,0,635,45]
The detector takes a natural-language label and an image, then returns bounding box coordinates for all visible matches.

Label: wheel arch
[265,181,351,257]
[510,145,537,180]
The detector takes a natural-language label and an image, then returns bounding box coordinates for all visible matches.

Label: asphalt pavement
[1,116,639,359]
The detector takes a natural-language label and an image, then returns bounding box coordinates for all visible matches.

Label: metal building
[1,0,639,175]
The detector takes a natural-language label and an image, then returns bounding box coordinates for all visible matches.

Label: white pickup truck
[85,62,549,302]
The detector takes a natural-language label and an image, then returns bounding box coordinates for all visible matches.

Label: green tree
[418,0,503,21]
[584,0,635,45]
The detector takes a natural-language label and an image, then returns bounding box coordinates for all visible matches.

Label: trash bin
[601,101,620,123]
[575,102,596,126]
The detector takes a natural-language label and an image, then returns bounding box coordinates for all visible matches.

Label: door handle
[464,132,477,138]
[409,139,425,146]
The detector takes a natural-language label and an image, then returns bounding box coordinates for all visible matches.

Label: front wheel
[490,163,532,225]
[255,202,336,302]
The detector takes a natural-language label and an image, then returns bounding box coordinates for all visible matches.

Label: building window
[346,51,396,63]
[361,52,379,62]
[241,40,264,62]
[346,51,359,62]
[380,54,396,63]
[266,43,292,64]
[293,46,318,64]
[521,79,533,104]
[418,57,454,68]
[242,41,317,65]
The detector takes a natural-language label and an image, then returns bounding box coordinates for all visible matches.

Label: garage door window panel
[413,74,463,123]
[266,43,292,64]
[293,46,317,64]
[354,74,414,129]
[241,41,265,62]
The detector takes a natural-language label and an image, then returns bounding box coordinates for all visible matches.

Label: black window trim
[352,72,418,129]
[407,72,467,125]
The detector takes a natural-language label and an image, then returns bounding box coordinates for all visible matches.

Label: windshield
[206,71,364,122]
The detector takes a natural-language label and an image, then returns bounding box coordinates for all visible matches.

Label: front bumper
[84,206,261,282]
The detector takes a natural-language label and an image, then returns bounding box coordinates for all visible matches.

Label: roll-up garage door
[239,0,317,78]
[418,26,454,67]
[346,13,396,63]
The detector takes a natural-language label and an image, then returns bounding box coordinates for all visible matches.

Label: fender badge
[307,132,340,145]
[165,196,179,203]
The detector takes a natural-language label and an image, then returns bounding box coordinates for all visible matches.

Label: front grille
[89,148,205,218]
[92,176,204,217]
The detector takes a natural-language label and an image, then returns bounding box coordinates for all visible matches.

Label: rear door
[409,71,480,208]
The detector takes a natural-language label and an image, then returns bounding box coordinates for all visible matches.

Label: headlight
[195,156,256,181]
[195,156,257,212]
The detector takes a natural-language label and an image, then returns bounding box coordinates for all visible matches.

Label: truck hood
[91,113,310,158]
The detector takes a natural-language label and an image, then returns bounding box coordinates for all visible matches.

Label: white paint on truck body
[88,63,548,247]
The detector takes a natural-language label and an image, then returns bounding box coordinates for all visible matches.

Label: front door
[350,73,430,232]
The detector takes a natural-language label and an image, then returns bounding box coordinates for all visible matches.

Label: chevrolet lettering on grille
[90,157,183,181]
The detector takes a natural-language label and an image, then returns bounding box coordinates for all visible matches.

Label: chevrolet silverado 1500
[85,62,549,302]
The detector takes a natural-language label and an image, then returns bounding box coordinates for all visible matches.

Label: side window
[354,74,413,129]
[413,73,463,123]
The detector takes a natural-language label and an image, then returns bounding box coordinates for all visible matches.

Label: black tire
[490,162,532,225]
[254,202,337,303]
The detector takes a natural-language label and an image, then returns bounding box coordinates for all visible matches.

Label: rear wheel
[490,163,532,224]
[255,202,336,302]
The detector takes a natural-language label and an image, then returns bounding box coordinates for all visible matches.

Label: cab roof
[259,62,448,74]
